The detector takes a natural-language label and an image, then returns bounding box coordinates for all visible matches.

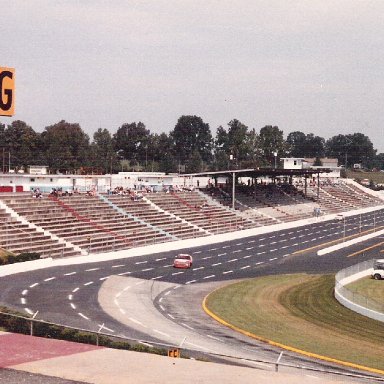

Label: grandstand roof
[182,167,331,178]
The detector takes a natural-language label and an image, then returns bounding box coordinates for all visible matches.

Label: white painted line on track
[135,261,147,265]
[172,271,184,276]
[164,291,171,296]
[70,303,76,309]
[217,253,226,256]
[203,275,215,279]
[68,295,73,300]
[159,305,165,311]
[222,245,230,249]
[269,257,278,261]
[206,334,223,342]
[111,264,125,268]
[99,276,111,281]
[193,267,204,271]
[227,258,238,263]
[86,268,99,272]
[164,264,173,268]
[20,298,26,304]
[193,251,202,254]
[72,287,80,293]
[25,308,33,315]
[245,247,254,250]
[83,281,93,286]
[153,329,170,337]
[202,256,212,260]
[78,313,89,320]
[151,275,164,280]
[22,290,28,295]
[64,272,76,276]
[212,262,222,266]
[270,248,277,252]
[240,265,250,270]
[29,283,39,288]
[223,270,233,274]
[168,313,175,320]
[129,317,145,326]
[232,250,241,253]
[185,280,197,284]
[243,255,251,259]
[117,271,131,276]
[181,323,194,330]
[248,240,256,243]
[141,268,154,272]
[255,261,264,265]
[235,242,243,246]
[44,277,56,282]
[156,257,166,261]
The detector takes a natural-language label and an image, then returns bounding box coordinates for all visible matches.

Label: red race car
[173,254,193,269]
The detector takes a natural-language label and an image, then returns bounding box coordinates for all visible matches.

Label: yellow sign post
[0,67,15,116]
[168,348,180,358]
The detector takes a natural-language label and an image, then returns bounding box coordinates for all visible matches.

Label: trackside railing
[0,310,382,381]
[335,259,384,322]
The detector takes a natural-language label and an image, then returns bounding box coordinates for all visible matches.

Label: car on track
[173,253,193,269]
[372,259,384,280]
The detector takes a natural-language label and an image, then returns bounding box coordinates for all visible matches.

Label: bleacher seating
[0,179,383,258]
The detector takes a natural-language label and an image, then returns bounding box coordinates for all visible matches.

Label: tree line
[0,116,381,174]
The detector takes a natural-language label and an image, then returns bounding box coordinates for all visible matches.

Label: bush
[0,252,40,265]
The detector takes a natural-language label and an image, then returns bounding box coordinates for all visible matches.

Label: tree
[41,120,90,172]
[89,128,118,173]
[4,120,41,169]
[186,150,203,173]
[286,131,325,158]
[170,115,213,165]
[325,133,376,168]
[113,122,150,167]
[259,125,286,166]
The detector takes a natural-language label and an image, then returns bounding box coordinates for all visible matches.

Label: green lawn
[205,274,384,371]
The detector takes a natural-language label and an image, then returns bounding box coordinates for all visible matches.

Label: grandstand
[0,171,383,258]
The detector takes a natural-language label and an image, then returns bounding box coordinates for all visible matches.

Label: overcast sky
[2,1,384,151]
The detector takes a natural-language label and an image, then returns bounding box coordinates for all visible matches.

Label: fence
[0,309,382,381]
[335,259,384,322]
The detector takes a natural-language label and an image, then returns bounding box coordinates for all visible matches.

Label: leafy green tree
[170,115,213,165]
[89,128,118,173]
[4,120,41,169]
[41,120,90,172]
[325,133,376,168]
[186,150,203,173]
[113,122,150,167]
[259,125,286,166]
[286,131,325,158]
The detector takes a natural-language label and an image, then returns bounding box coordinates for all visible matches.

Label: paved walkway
[0,332,357,384]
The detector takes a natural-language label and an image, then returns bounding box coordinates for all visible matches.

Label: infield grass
[205,274,384,370]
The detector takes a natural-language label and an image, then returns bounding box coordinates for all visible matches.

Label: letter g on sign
[0,67,15,116]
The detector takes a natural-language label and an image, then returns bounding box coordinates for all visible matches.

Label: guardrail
[0,309,382,381]
[335,259,384,322]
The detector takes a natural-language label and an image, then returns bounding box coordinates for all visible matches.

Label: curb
[202,285,384,376]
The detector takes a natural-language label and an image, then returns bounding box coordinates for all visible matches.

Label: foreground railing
[0,309,382,382]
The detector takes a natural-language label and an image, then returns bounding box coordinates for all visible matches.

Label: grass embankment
[205,274,384,370]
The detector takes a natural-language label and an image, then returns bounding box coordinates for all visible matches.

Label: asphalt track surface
[1,209,384,383]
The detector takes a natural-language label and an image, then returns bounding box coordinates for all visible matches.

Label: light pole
[273,151,277,169]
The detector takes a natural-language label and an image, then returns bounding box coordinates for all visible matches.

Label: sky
[2,1,384,152]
